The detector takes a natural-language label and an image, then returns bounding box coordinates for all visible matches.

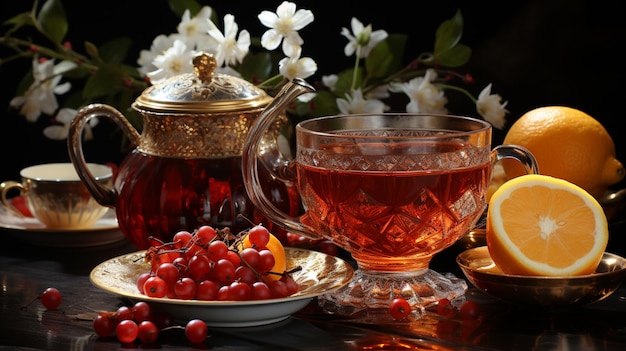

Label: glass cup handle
[490,144,540,175]
[472,144,540,229]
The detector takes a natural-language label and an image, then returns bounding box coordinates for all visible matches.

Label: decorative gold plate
[90,247,354,327]
[457,246,626,308]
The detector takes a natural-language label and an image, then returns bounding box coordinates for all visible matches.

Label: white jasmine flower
[258,1,314,58]
[42,108,98,141]
[389,69,448,114]
[278,55,317,80]
[10,58,76,122]
[476,83,508,129]
[322,74,338,91]
[341,17,388,58]
[137,34,176,76]
[296,92,317,103]
[177,6,215,49]
[147,40,196,84]
[207,14,251,67]
[336,89,386,114]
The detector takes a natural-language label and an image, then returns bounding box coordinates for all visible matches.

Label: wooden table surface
[1,227,626,350]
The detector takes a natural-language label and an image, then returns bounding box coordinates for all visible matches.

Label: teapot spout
[245,78,315,156]
[261,78,315,125]
[242,78,316,238]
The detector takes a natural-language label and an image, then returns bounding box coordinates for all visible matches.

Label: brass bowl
[456,246,626,308]
[457,187,626,251]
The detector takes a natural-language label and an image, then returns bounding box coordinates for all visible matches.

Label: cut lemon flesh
[486,174,608,276]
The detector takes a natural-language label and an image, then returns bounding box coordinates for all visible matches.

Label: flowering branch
[0,0,509,145]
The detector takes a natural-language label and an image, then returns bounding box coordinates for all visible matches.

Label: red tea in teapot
[115,152,300,249]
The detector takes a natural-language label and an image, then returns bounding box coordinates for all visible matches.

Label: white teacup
[0,163,113,229]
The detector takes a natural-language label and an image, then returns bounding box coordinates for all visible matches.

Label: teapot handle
[67,104,141,207]
[242,79,317,238]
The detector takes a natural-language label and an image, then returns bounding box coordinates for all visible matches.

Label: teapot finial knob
[193,53,217,83]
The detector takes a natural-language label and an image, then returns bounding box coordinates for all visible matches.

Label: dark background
[1,0,625,193]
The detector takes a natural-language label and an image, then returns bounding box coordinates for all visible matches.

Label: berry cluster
[93,301,209,344]
[388,297,481,322]
[137,224,299,301]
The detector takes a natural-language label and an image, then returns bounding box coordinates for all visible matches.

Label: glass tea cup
[0,163,112,229]
[243,112,538,320]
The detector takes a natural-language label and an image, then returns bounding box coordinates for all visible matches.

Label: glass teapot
[68,53,314,249]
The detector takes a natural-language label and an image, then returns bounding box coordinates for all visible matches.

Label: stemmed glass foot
[318,268,467,323]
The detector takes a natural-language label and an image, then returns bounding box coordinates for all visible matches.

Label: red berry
[251,282,272,300]
[174,277,197,300]
[93,314,115,337]
[187,254,211,281]
[247,225,270,247]
[143,276,168,298]
[257,249,275,273]
[172,230,193,249]
[41,287,62,310]
[280,274,299,296]
[131,301,153,323]
[459,300,479,320]
[213,259,235,284]
[137,320,159,344]
[206,240,229,261]
[116,305,133,322]
[268,280,288,298]
[194,225,217,246]
[116,319,138,343]
[156,262,179,286]
[196,280,218,301]
[136,273,151,294]
[185,319,208,344]
[389,297,411,320]
[436,298,456,318]
[240,247,261,268]
[229,281,252,301]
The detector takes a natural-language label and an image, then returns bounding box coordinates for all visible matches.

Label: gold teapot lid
[133,53,273,113]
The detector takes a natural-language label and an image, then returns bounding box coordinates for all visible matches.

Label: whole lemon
[501,106,624,199]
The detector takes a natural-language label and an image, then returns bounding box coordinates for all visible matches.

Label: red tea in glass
[298,141,490,272]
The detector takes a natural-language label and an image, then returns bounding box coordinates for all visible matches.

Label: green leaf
[99,37,133,64]
[333,68,362,97]
[61,64,89,80]
[309,91,341,117]
[366,34,406,79]
[434,44,471,67]
[434,10,463,57]
[2,12,34,37]
[83,65,124,99]
[62,89,87,109]
[168,0,202,18]
[38,0,68,43]
[291,90,340,120]
[237,51,273,82]
[84,41,99,59]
